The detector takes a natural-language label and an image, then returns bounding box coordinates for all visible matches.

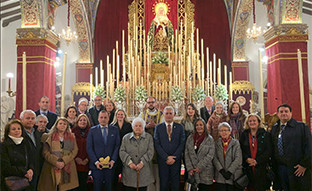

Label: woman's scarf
[222,137,231,159]
[51,132,75,185]
[193,132,206,150]
[248,132,258,173]
[229,112,241,138]
[8,135,23,145]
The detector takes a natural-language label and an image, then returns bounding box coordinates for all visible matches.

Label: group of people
[1,95,311,191]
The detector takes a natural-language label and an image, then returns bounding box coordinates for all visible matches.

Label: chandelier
[60,0,78,44]
[246,0,262,40]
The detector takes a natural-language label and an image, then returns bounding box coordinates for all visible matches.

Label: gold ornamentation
[151,63,169,83]
[16,28,60,46]
[72,82,93,96]
[263,24,308,42]
[232,80,254,94]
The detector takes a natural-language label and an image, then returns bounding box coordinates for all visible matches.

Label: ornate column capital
[263,24,308,43]
[16,28,60,47]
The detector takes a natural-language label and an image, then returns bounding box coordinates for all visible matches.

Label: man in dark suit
[87,95,105,126]
[87,110,120,191]
[271,104,311,191]
[154,106,185,191]
[200,96,214,123]
[34,96,58,130]
[20,110,44,190]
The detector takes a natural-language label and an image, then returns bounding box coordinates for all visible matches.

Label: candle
[224,65,227,90]
[95,67,98,87]
[218,59,221,85]
[113,49,115,81]
[297,49,306,123]
[22,52,27,111]
[209,61,213,96]
[258,49,264,120]
[229,72,233,102]
[100,60,103,86]
[213,53,216,89]
[90,74,93,99]
[61,53,67,117]
[8,78,11,90]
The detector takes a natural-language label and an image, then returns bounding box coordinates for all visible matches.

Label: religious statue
[147,2,174,51]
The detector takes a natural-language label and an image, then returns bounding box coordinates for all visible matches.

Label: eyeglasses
[147,101,155,104]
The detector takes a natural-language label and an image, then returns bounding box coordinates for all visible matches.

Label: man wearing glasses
[88,95,105,126]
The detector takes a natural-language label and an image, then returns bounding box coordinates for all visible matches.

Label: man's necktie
[167,124,172,141]
[102,127,107,145]
[278,124,285,155]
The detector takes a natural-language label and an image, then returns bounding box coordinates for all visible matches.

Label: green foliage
[214,84,229,101]
[93,85,106,99]
[114,85,126,102]
[152,52,169,65]
[135,86,148,101]
[192,85,206,101]
[170,85,184,101]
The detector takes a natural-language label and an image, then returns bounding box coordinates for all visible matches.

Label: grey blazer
[119,132,154,187]
[184,133,215,185]
[213,138,243,185]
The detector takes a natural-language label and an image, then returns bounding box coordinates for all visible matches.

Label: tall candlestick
[218,59,221,85]
[100,60,104,86]
[90,74,93,99]
[258,50,264,120]
[297,49,306,123]
[209,61,213,96]
[95,67,98,87]
[229,72,233,102]
[22,52,27,111]
[61,53,67,117]
[224,65,227,90]
[213,53,216,89]
[113,49,115,81]
[117,55,120,86]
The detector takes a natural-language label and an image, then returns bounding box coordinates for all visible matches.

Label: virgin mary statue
[147,2,174,51]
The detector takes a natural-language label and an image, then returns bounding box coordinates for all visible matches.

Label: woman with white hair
[213,122,243,191]
[207,101,227,141]
[119,117,154,191]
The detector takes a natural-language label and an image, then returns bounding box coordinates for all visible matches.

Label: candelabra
[246,0,262,41]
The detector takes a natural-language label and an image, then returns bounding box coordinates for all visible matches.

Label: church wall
[54,4,80,107]
[245,1,268,112]
[0,3,79,113]
[302,13,312,109]
[1,20,20,99]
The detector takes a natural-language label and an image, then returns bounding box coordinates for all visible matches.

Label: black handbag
[5,176,30,191]
[234,173,249,189]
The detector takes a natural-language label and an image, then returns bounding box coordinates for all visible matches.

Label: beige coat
[38,133,79,191]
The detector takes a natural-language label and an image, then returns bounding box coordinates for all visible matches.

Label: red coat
[72,126,90,172]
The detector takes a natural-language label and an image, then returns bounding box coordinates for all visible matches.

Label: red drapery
[193,0,231,72]
[94,0,130,82]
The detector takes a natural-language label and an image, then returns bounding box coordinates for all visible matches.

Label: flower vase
[194,100,204,112]
[171,100,182,116]
[136,100,146,115]
[116,101,125,110]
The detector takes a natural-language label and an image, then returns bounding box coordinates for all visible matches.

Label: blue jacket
[87,124,120,170]
[154,122,185,162]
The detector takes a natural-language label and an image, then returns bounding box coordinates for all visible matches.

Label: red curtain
[94,0,130,82]
[193,0,231,72]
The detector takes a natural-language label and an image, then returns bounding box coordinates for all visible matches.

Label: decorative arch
[231,0,253,61]
[71,0,92,63]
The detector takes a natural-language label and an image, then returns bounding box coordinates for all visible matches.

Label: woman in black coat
[111,109,132,190]
[1,120,34,191]
[239,114,272,191]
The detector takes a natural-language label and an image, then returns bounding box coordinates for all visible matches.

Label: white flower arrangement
[92,85,106,99]
[192,85,206,101]
[135,86,148,101]
[114,85,126,102]
[214,84,229,101]
[170,85,184,101]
